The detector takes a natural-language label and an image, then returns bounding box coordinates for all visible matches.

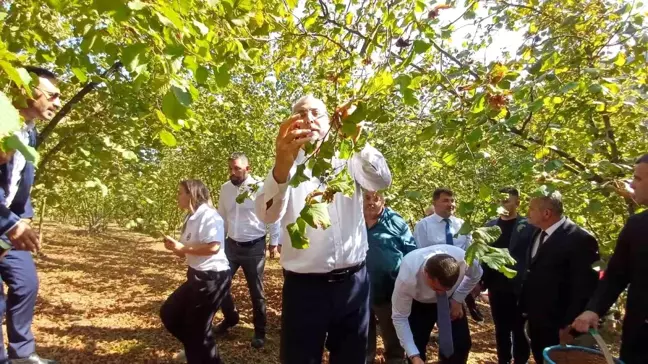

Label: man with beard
[213,152,280,349]
[0,66,60,364]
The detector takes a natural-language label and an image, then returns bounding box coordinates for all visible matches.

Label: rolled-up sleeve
[255,167,292,225]
[392,269,419,357]
[348,144,392,192]
[452,261,483,303]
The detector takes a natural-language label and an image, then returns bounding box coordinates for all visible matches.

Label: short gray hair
[536,190,564,216]
[228,152,249,165]
[291,94,327,114]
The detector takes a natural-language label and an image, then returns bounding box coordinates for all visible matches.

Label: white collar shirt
[391,244,483,358]
[413,213,472,250]
[181,203,229,272]
[531,216,566,258]
[255,143,392,274]
[217,176,280,245]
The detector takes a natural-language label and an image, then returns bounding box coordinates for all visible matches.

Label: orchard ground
[6,222,619,363]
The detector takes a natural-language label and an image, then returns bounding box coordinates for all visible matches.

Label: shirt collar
[22,121,35,132]
[544,216,566,237]
[431,213,452,223]
[188,203,210,221]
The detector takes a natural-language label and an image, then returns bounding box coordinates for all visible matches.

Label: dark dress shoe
[10,353,57,364]
[250,336,265,349]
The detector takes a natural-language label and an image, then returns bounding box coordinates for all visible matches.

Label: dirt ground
[9,223,615,363]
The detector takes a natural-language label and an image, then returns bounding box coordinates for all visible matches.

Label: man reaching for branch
[255,95,392,364]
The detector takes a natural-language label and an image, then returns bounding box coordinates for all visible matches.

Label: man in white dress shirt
[213,152,280,349]
[413,188,483,322]
[414,188,471,250]
[392,245,482,364]
[255,95,392,364]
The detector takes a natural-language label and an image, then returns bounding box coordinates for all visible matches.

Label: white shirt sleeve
[391,264,420,358]
[217,185,228,237]
[255,166,293,224]
[347,144,392,192]
[198,212,225,244]
[452,261,483,303]
[268,221,281,246]
[413,220,426,248]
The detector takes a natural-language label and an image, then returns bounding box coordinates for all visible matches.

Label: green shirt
[366,207,418,305]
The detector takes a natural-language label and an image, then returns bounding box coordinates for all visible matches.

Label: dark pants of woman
[161,267,231,364]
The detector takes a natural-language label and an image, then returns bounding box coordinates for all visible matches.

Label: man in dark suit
[572,154,648,364]
[0,66,60,364]
[482,188,534,364]
[521,191,600,363]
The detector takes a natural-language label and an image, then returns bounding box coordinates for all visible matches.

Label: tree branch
[430,41,480,79]
[602,113,620,163]
[36,61,123,149]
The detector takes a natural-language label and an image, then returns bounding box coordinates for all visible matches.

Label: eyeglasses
[297,108,327,120]
[35,87,61,101]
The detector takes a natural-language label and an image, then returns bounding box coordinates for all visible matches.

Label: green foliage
[0,0,644,277]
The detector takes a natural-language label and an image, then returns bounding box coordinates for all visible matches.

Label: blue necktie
[436,291,454,357]
[443,218,454,245]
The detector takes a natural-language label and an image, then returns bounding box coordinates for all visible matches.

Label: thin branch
[36,61,123,149]
[430,41,479,79]
[602,113,620,163]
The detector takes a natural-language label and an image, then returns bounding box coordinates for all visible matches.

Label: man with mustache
[1,66,61,364]
[255,95,392,364]
[213,152,280,349]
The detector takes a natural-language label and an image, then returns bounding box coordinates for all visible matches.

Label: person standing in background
[213,152,280,349]
[482,188,533,364]
[363,190,417,364]
[521,191,600,363]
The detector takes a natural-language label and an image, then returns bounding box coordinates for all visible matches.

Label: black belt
[284,261,366,283]
[227,236,265,247]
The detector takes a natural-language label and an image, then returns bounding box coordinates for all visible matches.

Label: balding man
[255,95,392,364]
[521,191,600,363]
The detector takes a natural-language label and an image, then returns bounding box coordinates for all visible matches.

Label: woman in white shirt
[159,179,230,364]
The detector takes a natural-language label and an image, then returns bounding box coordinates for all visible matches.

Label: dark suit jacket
[586,210,648,361]
[520,218,600,328]
[483,216,536,295]
[0,128,36,240]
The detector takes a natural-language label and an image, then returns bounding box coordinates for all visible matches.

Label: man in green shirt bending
[363,190,418,364]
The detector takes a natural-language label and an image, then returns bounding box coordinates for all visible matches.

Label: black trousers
[160,267,231,364]
[220,237,267,337]
[488,290,530,364]
[408,300,471,364]
[527,320,559,364]
[620,320,648,364]
[280,265,370,364]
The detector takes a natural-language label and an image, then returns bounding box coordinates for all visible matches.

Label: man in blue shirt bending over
[363,190,417,364]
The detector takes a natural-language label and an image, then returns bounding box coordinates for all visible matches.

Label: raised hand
[272,114,314,183]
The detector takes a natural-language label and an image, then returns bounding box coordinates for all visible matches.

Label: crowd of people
[0,68,646,364]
